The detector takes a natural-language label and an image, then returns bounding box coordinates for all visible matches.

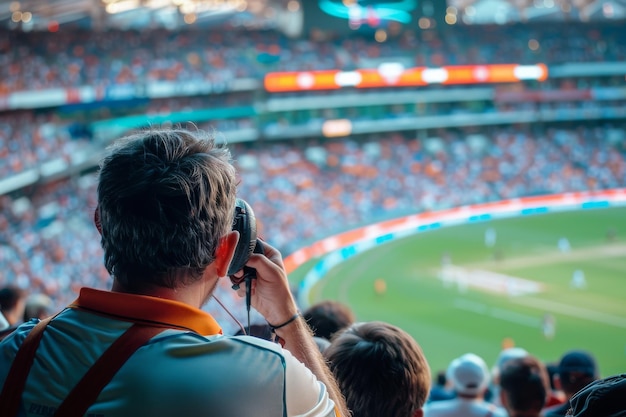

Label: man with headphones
[0,128,347,417]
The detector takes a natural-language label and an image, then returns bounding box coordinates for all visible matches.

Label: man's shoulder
[136,331,291,377]
[156,331,283,354]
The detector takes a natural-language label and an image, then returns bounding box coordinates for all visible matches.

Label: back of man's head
[324,321,431,417]
[493,347,529,384]
[499,356,548,416]
[566,374,626,417]
[97,128,236,290]
[557,350,599,397]
[447,353,490,398]
[303,300,355,341]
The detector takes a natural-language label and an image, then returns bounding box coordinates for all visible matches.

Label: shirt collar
[71,287,222,336]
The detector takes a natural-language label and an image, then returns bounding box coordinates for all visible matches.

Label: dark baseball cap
[566,374,626,417]
[559,350,598,376]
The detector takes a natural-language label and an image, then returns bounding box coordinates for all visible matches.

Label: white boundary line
[454,299,541,328]
[512,297,626,329]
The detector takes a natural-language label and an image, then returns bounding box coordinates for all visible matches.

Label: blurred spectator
[234,323,273,341]
[427,370,456,403]
[0,314,12,341]
[22,293,54,322]
[0,312,9,332]
[544,350,600,417]
[490,347,530,406]
[324,321,431,417]
[0,286,27,327]
[424,353,507,417]
[499,356,550,417]
[565,373,626,417]
[303,300,356,341]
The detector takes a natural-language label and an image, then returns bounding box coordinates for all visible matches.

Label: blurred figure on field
[374,278,387,296]
[558,237,571,253]
[499,356,550,417]
[0,286,27,327]
[424,353,507,417]
[22,293,53,322]
[570,269,587,289]
[427,370,456,403]
[543,313,556,340]
[485,227,497,248]
[324,321,431,417]
[565,373,626,417]
[303,300,355,341]
[544,350,600,417]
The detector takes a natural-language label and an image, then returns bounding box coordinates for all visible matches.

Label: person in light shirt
[425,353,507,417]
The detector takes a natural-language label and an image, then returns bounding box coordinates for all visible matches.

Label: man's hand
[233,240,298,328]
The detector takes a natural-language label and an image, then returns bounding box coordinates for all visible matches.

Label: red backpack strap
[53,324,164,417]
[0,318,164,417]
[0,316,53,417]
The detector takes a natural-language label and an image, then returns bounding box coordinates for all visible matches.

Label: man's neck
[111,273,217,308]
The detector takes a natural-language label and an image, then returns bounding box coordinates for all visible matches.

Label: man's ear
[215,231,239,278]
[94,206,103,236]
[412,408,424,417]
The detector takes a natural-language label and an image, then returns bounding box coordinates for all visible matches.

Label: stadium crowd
[1,21,624,178]
[1,123,625,333]
[1,22,625,94]
[2,96,624,178]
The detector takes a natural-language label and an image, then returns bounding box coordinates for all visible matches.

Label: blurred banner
[264,63,549,92]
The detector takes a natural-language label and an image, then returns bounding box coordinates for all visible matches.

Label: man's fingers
[247,241,285,270]
[245,254,283,280]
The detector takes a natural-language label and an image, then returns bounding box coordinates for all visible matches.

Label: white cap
[447,353,490,396]
[494,347,528,375]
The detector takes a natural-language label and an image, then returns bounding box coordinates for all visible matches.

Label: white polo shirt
[0,288,338,417]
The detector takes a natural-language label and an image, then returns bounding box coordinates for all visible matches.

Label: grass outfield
[289,207,626,378]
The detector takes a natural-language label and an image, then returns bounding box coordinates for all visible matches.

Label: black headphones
[228,199,264,330]
[228,198,264,278]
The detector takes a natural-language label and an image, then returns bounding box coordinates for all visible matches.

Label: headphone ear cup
[228,199,257,276]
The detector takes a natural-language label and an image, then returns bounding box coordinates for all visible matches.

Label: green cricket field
[289,207,626,377]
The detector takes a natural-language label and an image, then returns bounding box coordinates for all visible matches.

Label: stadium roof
[0,0,295,31]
